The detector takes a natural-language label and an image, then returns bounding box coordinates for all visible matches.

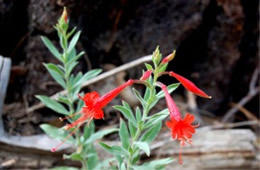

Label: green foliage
[37,9,104,170]
[99,142,129,156]
[144,109,169,129]
[119,119,130,150]
[39,11,180,169]
[132,158,174,170]
[134,142,150,156]
[35,95,69,115]
[41,36,62,62]
[140,122,162,143]
[99,46,181,169]
[40,124,74,144]
[114,103,137,127]
[85,128,118,144]
[51,167,78,170]
[156,83,180,99]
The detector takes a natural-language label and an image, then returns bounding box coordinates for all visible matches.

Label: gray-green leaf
[156,83,180,99]
[44,63,66,88]
[40,124,74,144]
[134,141,150,156]
[114,104,137,127]
[140,122,162,143]
[99,142,128,156]
[51,167,78,170]
[119,119,130,149]
[35,95,69,115]
[144,109,169,129]
[67,31,81,53]
[85,128,118,144]
[41,36,62,62]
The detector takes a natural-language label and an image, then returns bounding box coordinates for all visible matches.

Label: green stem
[61,32,88,170]
[127,128,141,170]
[127,75,160,170]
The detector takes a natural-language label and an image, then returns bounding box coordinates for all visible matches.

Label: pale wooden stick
[200,120,260,130]
[222,67,259,122]
[27,55,152,113]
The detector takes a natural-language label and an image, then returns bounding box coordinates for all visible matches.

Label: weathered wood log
[159,129,259,170]
[0,128,258,169]
[0,55,11,136]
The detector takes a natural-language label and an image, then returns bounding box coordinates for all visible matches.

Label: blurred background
[0,0,259,169]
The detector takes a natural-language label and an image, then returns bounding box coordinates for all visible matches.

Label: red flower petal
[97,79,134,108]
[166,113,198,164]
[79,91,100,106]
[140,70,152,81]
[169,71,211,99]
[183,113,195,124]
[53,80,134,152]
[160,83,181,121]
[93,109,104,119]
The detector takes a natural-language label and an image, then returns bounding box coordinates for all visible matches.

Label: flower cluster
[140,49,211,164]
[38,8,212,169]
[53,50,211,164]
[51,80,134,152]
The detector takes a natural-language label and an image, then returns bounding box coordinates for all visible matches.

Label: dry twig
[201,120,260,130]
[27,55,152,113]
[230,102,259,121]
[222,67,259,122]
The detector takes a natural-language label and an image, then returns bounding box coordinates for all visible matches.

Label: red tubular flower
[169,71,211,99]
[160,83,198,164]
[140,70,152,81]
[166,114,198,164]
[51,79,134,152]
[160,83,181,120]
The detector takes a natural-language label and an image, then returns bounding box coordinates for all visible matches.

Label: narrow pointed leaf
[67,31,81,53]
[119,119,130,149]
[144,109,169,129]
[135,107,142,122]
[114,104,137,127]
[134,142,150,156]
[44,63,66,88]
[99,142,128,156]
[40,124,74,144]
[86,128,118,144]
[140,122,162,143]
[41,36,62,62]
[156,83,180,99]
[36,95,69,115]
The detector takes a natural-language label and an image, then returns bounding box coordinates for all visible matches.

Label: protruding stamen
[179,142,183,165]
[59,112,78,122]
[51,124,82,152]
[87,117,93,127]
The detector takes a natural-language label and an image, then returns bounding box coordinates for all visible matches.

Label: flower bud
[152,46,162,66]
[61,7,68,23]
[140,70,152,80]
[161,50,176,64]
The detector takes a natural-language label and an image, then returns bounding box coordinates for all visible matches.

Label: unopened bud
[140,70,152,80]
[161,50,176,64]
[152,46,162,65]
[61,7,68,23]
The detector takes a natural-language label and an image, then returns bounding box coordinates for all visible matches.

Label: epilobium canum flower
[159,83,198,164]
[51,79,134,152]
[169,71,211,99]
